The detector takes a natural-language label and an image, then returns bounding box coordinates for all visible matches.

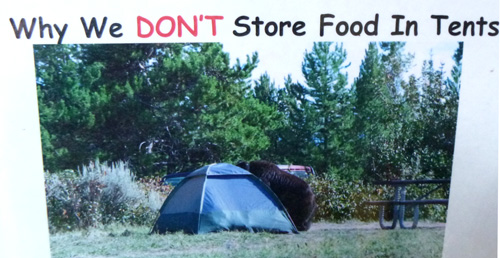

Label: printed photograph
[34,41,462,257]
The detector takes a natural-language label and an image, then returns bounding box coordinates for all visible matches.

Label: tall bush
[44,160,171,232]
[308,175,380,222]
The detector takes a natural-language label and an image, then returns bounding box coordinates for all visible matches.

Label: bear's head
[236,160,250,171]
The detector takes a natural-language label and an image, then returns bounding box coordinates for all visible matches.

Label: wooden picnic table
[364,179,450,229]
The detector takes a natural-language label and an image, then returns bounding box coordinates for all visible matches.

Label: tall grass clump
[44,160,172,233]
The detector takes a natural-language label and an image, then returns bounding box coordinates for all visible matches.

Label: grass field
[49,222,445,258]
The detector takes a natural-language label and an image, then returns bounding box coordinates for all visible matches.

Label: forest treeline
[35,42,461,180]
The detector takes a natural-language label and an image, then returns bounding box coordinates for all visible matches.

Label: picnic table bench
[364,179,450,229]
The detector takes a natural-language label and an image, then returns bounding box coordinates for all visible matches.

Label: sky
[222,40,460,88]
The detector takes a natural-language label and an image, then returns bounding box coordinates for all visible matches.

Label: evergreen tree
[352,42,413,180]
[35,45,101,171]
[185,44,278,166]
[301,42,353,175]
[36,43,277,175]
[252,73,287,162]
[270,76,315,165]
[352,42,390,179]
[254,73,278,106]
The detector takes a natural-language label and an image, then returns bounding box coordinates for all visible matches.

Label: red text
[137,15,224,38]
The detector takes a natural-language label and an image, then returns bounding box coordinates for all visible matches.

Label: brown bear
[237,160,317,231]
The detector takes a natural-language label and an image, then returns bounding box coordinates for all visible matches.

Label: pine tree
[270,76,315,165]
[301,42,353,175]
[35,43,278,175]
[35,44,102,171]
[254,73,278,106]
[352,42,413,180]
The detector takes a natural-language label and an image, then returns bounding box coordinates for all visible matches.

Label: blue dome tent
[152,163,298,234]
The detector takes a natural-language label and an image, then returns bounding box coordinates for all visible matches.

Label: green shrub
[308,175,381,222]
[44,160,172,232]
[307,175,448,222]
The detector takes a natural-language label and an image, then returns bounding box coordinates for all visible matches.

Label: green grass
[49,222,445,258]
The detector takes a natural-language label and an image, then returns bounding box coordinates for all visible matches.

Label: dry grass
[49,222,445,258]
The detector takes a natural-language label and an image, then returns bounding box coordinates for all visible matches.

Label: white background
[0,1,498,257]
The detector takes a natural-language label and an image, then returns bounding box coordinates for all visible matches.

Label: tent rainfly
[151,163,298,234]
